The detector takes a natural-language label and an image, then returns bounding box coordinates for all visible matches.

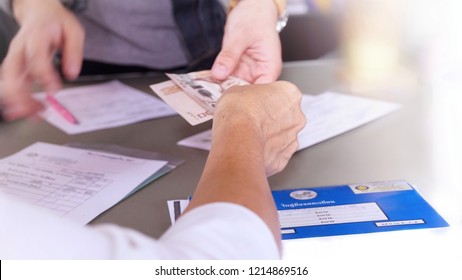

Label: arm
[0,0,87,15]
[185,81,306,252]
[211,0,286,83]
[1,0,84,120]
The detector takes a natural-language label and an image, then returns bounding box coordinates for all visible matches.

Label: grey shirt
[77,0,188,69]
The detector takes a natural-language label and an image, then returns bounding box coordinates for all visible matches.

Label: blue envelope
[274,180,449,239]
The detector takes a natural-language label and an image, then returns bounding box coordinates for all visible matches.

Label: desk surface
[1,60,461,267]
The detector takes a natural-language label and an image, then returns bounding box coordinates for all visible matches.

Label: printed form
[278,202,388,229]
[34,80,177,134]
[0,142,167,225]
[177,92,400,151]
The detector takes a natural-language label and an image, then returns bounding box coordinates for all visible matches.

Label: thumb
[211,37,246,80]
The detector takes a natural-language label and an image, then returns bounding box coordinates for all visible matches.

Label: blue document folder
[274,180,449,239]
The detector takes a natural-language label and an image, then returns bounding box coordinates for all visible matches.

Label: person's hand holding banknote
[150,70,248,125]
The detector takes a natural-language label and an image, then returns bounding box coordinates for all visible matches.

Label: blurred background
[0,0,341,65]
[3,0,459,89]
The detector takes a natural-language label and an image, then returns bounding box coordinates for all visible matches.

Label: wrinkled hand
[213,81,306,176]
[211,0,282,84]
[2,0,84,120]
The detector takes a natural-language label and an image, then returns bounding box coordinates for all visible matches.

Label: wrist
[12,0,86,22]
[12,0,59,22]
[228,0,285,17]
[212,112,265,154]
[11,0,32,20]
[272,0,287,18]
[227,0,288,32]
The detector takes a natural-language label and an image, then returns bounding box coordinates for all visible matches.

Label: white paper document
[177,92,400,151]
[35,80,177,134]
[0,142,167,225]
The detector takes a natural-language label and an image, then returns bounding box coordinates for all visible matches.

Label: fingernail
[66,64,80,80]
[212,64,228,78]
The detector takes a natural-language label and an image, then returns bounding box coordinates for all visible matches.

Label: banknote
[166,70,248,114]
[150,80,213,126]
[151,70,248,125]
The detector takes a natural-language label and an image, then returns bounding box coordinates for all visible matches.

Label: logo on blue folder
[290,190,318,200]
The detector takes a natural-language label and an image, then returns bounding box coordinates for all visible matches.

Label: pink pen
[46,93,79,125]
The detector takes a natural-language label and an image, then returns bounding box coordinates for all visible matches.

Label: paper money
[150,80,213,126]
[166,70,248,114]
[151,70,248,125]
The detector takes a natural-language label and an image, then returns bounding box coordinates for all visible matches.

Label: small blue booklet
[275,180,449,239]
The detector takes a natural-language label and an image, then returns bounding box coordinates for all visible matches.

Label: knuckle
[219,48,238,59]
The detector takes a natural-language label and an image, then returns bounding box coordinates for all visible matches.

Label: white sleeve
[0,193,112,259]
[0,194,279,259]
[157,203,280,259]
